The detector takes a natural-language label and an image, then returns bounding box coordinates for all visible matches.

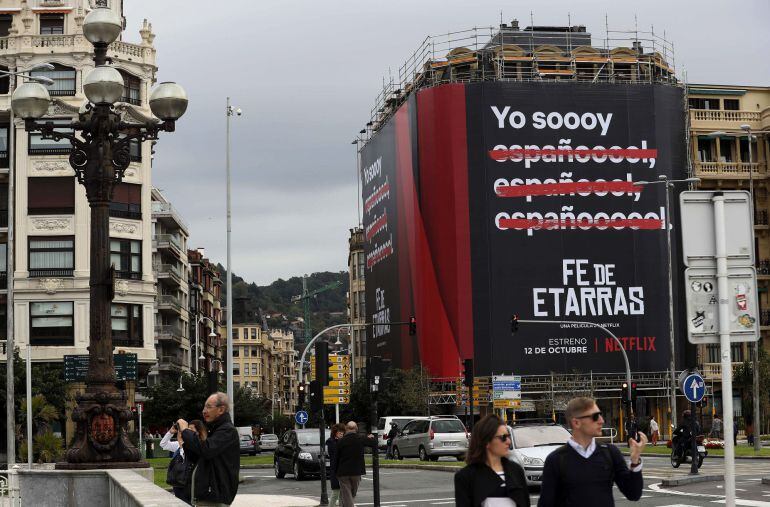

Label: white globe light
[11,82,51,119]
[83,66,124,105]
[150,82,188,121]
[83,7,123,45]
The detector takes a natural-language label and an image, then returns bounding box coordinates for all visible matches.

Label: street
[236,456,770,506]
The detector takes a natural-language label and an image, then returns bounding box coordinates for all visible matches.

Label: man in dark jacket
[179,393,240,506]
[538,397,646,507]
[334,421,377,507]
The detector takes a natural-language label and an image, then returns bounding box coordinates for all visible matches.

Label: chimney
[511,19,520,30]
[197,247,206,257]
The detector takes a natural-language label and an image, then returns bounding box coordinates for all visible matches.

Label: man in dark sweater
[335,421,377,507]
[538,397,647,507]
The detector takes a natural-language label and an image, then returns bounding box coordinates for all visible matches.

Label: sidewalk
[232,495,317,507]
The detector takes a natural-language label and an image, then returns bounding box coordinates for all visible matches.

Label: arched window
[118,69,141,105]
[30,63,76,96]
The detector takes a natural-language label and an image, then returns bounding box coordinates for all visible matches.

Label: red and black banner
[362,82,686,377]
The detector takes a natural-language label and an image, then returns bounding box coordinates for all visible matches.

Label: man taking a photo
[538,397,647,506]
[178,392,240,507]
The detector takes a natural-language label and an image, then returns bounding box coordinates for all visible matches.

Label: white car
[259,433,279,451]
[505,424,571,486]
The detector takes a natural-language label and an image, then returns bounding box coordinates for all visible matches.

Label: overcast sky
[123,0,769,285]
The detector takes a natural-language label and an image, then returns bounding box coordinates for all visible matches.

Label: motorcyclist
[672,410,700,457]
[386,422,399,459]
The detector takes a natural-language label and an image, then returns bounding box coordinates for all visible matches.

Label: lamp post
[195,315,218,373]
[225,99,241,422]
[634,176,700,437]
[12,7,188,468]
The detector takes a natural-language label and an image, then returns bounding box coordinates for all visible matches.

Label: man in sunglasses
[538,397,647,506]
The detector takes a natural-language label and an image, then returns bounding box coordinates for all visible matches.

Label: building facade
[347,227,365,380]
[687,84,770,402]
[0,0,160,439]
[232,323,296,416]
[149,188,190,383]
[187,248,224,379]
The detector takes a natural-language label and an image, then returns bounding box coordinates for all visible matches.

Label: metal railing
[157,295,182,312]
[155,325,184,343]
[154,234,183,252]
[29,268,73,278]
[154,264,183,284]
[152,202,190,231]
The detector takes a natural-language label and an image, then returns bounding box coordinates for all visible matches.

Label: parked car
[392,416,468,461]
[505,423,571,485]
[377,416,420,450]
[274,428,331,481]
[239,434,259,455]
[259,433,279,451]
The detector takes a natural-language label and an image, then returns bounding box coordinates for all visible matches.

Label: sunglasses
[576,411,603,422]
[493,433,511,442]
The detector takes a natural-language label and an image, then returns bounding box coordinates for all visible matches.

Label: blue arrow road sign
[682,373,706,403]
[295,410,309,425]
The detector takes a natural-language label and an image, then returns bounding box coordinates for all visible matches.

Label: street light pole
[225,98,240,421]
[635,176,700,437]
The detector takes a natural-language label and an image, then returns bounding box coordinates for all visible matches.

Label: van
[392,416,468,461]
[377,416,422,450]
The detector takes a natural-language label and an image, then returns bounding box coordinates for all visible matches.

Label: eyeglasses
[576,411,603,422]
[204,403,222,409]
[493,433,511,442]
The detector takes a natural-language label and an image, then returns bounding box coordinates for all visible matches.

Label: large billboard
[362,82,687,377]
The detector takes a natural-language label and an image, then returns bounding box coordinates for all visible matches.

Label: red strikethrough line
[499,218,663,230]
[489,147,658,161]
[496,181,641,198]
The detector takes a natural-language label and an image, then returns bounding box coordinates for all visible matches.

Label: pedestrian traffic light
[510,315,519,334]
[462,359,474,388]
[309,380,323,412]
[315,341,333,386]
[298,384,306,408]
[409,315,416,336]
[631,382,638,403]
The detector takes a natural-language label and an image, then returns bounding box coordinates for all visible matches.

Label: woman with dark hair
[326,423,346,507]
[454,414,530,507]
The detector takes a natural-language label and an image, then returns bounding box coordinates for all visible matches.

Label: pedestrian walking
[710,414,723,440]
[649,417,659,446]
[179,393,240,507]
[386,422,399,459]
[335,421,377,507]
[454,414,530,507]
[538,397,646,507]
[326,423,346,507]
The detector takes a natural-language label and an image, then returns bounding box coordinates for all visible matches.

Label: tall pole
[25,343,31,468]
[745,126,761,452]
[194,316,199,374]
[664,178,678,434]
[6,104,15,466]
[225,97,234,420]
[714,194,736,507]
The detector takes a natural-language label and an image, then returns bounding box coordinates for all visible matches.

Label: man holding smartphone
[538,397,647,507]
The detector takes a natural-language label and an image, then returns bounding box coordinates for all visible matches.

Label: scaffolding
[363,19,677,138]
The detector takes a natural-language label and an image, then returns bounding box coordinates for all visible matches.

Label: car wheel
[419,447,428,462]
[393,447,403,460]
[251,451,257,456]
[429,456,439,462]
[274,460,285,479]
[293,460,305,481]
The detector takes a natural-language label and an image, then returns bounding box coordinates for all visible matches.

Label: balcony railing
[155,264,183,285]
[152,202,190,232]
[159,355,183,367]
[691,109,762,123]
[157,295,183,312]
[703,362,742,379]
[154,234,183,253]
[29,268,73,278]
[693,161,761,176]
[155,325,184,343]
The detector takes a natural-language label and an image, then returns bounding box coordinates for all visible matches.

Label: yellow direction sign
[328,380,350,388]
[493,399,521,409]
[324,396,350,404]
[329,364,350,373]
[330,355,350,363]
[324,387,350,396]
[331,372,351,380]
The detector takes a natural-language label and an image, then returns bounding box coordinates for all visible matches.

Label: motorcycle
[671,434,707,468]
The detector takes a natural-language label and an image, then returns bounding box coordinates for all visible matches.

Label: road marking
[648,483,724,499]
[357,499,455,506]
[711,500,770,506]
[430,502,455,505]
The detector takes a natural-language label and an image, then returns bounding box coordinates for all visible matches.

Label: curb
[621,451,770,460]
[379,464,459,472]
[660,474,723,487]
[241,464,273,469]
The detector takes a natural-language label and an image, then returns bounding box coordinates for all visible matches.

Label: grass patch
[621,445,770,457]
[146,454,273,489]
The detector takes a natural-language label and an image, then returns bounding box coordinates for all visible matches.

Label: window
[0,244,6,290]
[719,139,734,162]
[0,67,8,95]
[232,328,239,340]
[0,183,6,228]
[251,328,257,339]
[129,139,141,162]
[357,252,365,280]
[688,97,719,110]
[110,183,141,220]
[233,346,239,357]
[358,291,365,319]
[118,70,141,105]
[233,364,240,376]
[0,126,8,167]
[30,301,73,346]
[251,363,258,376]
[28,177,75,214]
[110,238,141,280]
[731,343,744,362]
[707,344,719,363]
[28,119,74,153]
[0,15,12,37]
[29,237,74,277]
[696,139,715,163]
[112,303,143,347]
[723,99,740,111]
[251,346,257,357]
[31,64,75,96]
[39,14,64,35]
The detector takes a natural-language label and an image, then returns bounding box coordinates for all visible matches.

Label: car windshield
[512,426,571,448]
[432,420,465,433]
[297,431,331,446]
[240,435,252,441]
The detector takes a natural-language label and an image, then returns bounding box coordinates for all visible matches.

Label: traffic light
[462,358,474,388]
[409,315,416,336]
[630,382,638,403]
[309,380,323,412]
[298,384,306,408]
[621,382,630,403]
[315,341,333,386]
[510,315,519,334]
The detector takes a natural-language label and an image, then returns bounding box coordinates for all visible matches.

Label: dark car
[274,428,331,481]
[239,434,259,455]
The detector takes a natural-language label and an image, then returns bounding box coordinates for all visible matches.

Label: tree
[143,372,223,429]
[19,394,59,436]
[233,386,270,427]
[734,347,770,432]
[343,367,431,427]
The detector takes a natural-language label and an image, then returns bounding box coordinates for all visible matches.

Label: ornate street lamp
[12,7,188,468]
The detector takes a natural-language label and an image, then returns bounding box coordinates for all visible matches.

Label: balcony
[155,325,184,344]
[152,202,189,235]
[703,362,742,379]
[157,355,183,370]
[157,295,183,314]
[693,161,763,179]
[690,109,762,130]
[0,35,153,66]
[155,264,183,286]
[153,234,184,258]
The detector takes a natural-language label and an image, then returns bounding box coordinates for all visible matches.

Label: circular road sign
[295,410,309,425]
[681,373,706,403]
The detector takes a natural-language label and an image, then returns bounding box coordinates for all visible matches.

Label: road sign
[324,387,350,396]
[295,410,309,425]
[64,353,138,382]
[680,191,753,268]
[681,373,705,403]
[493,375,522,403]
[330,355,350,363]
[324,396,350,404]
[493,399,521,409]
[684,266,759,344]
[328,380,350,388]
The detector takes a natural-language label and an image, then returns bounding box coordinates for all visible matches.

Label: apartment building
[0,0,159,430]
[688,84,770,391]
[347,227,365,380]
[188,248,224,378]
[232,323,296,415]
